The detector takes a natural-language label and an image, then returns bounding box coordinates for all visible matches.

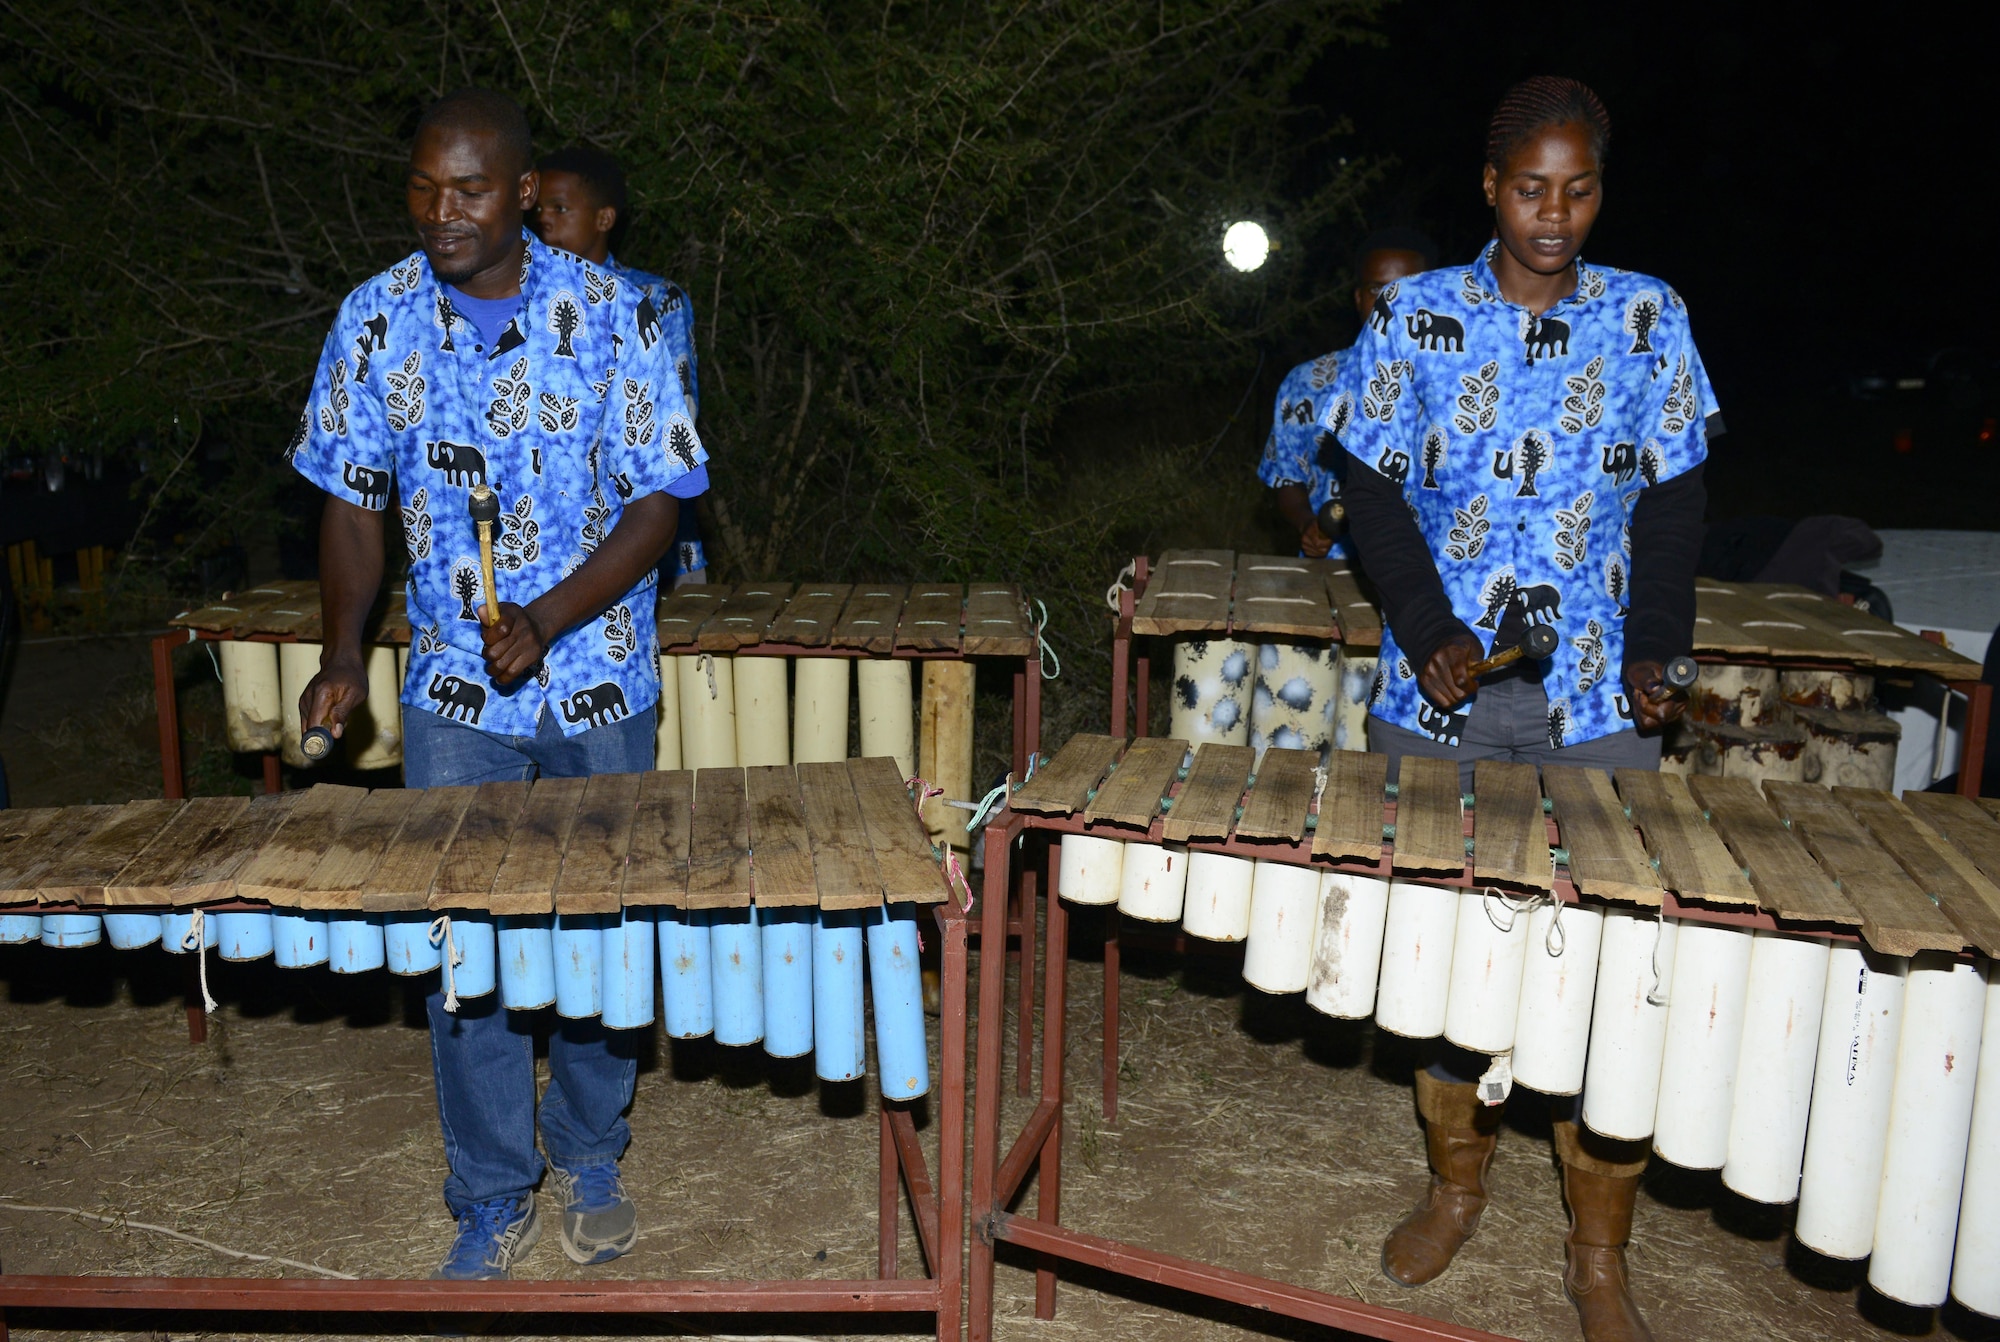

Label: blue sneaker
[546,1162,639,1265]
[433,1196,541,1281]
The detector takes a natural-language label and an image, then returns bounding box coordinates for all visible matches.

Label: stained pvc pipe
[383,911,442,975]
[1180,852,1254,941]
[761,906,815,1058]
[103,912,164,950]
[1581,910,1679,1141]
[0,914,41,945]
[1374,880,1458,1040]
[1796,947,1906,1258]
[791,658,851,765]
[327,913,385,974]
[1057,834,1122,906]
[856,659,913,777]
[814,909,867,1082]
[1510,901,1605,1097]
[444,913,498,1000]
[498,915,556,1009]
[1241,860,1321,994]
[734,655,790,767]
[214,910,275,962]
[1723,931,1832,1203]
[1652,920,1754,1169]
[657,906,714,1039]
[867,903,930,1099]
[39,914,102,949]
[1117,842,1188,923]
[1305,872,1390,1020]
[600,907,656,1029]
[554,913,609,1019]
[1951,964,2000,1318]
[710,908,765,1046]
[654,654,683,770]
[1443,888,1532,1054]
[272,909,329,968]
[160,910,219,953]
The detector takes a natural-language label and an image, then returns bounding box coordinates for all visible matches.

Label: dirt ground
[3,636,1999,1342]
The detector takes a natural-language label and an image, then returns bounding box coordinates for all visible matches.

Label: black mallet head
[300,725,335,764]
[1664,655,1700,691]
[467,484,501,524]
[1520,624,1560,661]
[1315,498,1345,539]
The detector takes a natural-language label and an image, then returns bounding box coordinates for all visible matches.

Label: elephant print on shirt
[1521,312,1571,365]
[342,461,388,509]
[427,439,487,486]
[561,681,629,727]
[1405,308,1466,352]
[428,672,487,724]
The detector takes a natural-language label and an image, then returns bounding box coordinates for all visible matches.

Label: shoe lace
[445,1198,521,1268]
[563,1162,623,1212]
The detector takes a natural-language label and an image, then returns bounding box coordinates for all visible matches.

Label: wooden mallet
[1314,497,1345,541]
[300,725,334,765]
[1466,623,1561,681]
[1650,655,1701,695]
[468,484,501,626]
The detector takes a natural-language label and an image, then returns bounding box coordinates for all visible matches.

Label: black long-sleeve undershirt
[1342,452,1706,678]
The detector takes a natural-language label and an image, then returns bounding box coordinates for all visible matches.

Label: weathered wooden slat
[623,770,693,906]
[1083,737,1187,829]
[168,581,306,633]
[1693,582,1846,661]
[554,773,643,915]
[1471,761,1549,889]
[236,589,323,637]
[1765,782,1964,956]
[1163,744,1256,843]
[1684,776,1855,925]
[745,766,817,907]
[1546,766,1664,906]
[1837,788,2000,959]
[1323,563,1383,650]
[1236,747,1320,842]
[1230,555,1338,639]
[35,799,185,906]
[104,796,252,906]
[797,760,882,910]
[764,583,851,647]
[1009,733,1123,816]
[360,786,475,912]
[431,781,531,910]
[697,582,796,653]
[1903,792,2000,888]
[1131,550,1235,636]
[897,585,965,653]
[1735,583,1982,680]
[831,585,908,654]
[962,584,1036,657]
[0,808,65,892]
[1980,798,2000,823]
[850,756,949,903]
[655,583,734,650]
[292,789,420,911]
[1614,770,1755,908]
[488,777,587,917]
[0,806,119,898]
[1688,581,1764,659]
[1391,756,1463,874]
[235,785,372,906]
[1313,750,1389,862]
[686,767,752,910]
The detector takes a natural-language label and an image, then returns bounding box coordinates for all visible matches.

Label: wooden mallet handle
[467,485,501,625]
[1466,623,1560,680]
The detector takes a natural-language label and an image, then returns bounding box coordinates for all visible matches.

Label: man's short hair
[1353,226,1440,276]
[537,145,629,216]
[415,88,533,176]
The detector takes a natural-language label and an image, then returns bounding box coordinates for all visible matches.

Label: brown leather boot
[1381,1071,1503,1286]
[1555,1120,1655,1342]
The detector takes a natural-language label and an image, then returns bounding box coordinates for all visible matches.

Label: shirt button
[1517,521,1526,532]
[474,345,484,353]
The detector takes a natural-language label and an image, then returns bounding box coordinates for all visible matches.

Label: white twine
[1104,560,1136,612]
[1484,886,1570,957]
[1034,599,1060,680]
[429,915,464,1013]
[1646,912,1670,1007]
[182,909,216,1014]
[700,652,719,699]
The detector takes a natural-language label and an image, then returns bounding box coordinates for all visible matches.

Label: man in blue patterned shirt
[295,89,704,1282]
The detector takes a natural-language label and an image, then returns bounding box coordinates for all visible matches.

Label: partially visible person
[534,145,710,586]
[1259,228,1437,559]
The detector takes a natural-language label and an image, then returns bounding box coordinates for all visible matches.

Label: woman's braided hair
[1485,76,1611,172]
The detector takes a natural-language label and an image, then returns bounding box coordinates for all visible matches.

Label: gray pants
[1366,673,1661,795]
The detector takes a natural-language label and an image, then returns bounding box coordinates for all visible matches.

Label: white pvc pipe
[792,658,850,764]
[1511,900,1605,1097]
[654,653,682,769]
[733,655,790,767]
[1952,963,2000,1318]
[678,652,737,770]
[347,644,405,770]
[1117,843,1188,923]
[1057,835,1123,906]
[1306,872,1391,1020]
[1374,881,1458,1040]
[1582,910,1679,1142]
[1870,954,1988,1307]
[1652,920,1755,1169]
[277,641,321,768]
[857,658,914,777]
[1443,889,1532,1054]
[218,640,282,753]
[1181,852,1254,941]
[1723,931,1832,1203]
[1242,861,1322,994]
[1795,947,1907,1259]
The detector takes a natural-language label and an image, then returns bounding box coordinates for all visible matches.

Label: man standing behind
[294,88,704,1280]
[534,145,710,585]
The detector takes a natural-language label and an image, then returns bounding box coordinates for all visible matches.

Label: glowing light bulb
[1222,220,1270,272]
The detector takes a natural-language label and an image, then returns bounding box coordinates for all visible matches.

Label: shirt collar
[1468,238,1600,311]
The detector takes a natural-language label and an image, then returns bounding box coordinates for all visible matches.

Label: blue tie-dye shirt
[1256,349,1351,559]
[610,256,706,577]
[289,230,707,738]
[1330,243,1719,749]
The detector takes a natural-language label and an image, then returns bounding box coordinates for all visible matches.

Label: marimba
[967,732,2000,1342]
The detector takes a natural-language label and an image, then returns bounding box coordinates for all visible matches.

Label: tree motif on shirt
[547,291,583,358]
[1445,495,1491,563]
[1571,620,1607,693]
[384,351,426,430]
[1453,361,1500,436]
[433,292,459,352]
[284,410,309,463]
[1473,566,1517,630]
[450,560,481,622]
[1362,359,1409,424]
[622,377,657,449]
[1560,357,1606,435]
[417,621,447,655]
[1323,390,1355,441]
[1419,425,1448,489]
[668,418,699,471]
[1603,553,1629,617]
[318,358,350,437]
[584,269,618,306]
[1660,355,1696,436]
[495,494,540,572]
[400,486,433,560]
[602,603,637,663]
[1547,699,1573,750]
[387,259,423,297]
[1494,429,1551,497]
[1638,444,1663,487]
[677,356,694,398]
[1553,490,1594,571]
[486,357,532,437]
[1625,294,1662,355]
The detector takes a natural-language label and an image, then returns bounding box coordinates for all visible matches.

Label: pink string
[907,773,975,913]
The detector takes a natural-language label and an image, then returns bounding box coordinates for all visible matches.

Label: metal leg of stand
[1034,839,1070,1320]
[183,956,207,1045]
[1103,906,1119,1123]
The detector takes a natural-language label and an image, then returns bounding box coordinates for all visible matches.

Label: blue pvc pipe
[657,906,713,1039]
[40,914,102,949]
[383,912,442,976]
[272,909,329,967]
[328,913,385,975]
[0,913,40,945]
[760,906,815,1059]
[445,913,497,1000]
[813,909,867,1082]
[600,907,656,1030]
[160,910,218,953]
[709,907,764,1046]
[214,910,275,962]
[866,903,931,1100]
[499,915,557,1009]
[103,912,163,950]
[554,913,609,1019]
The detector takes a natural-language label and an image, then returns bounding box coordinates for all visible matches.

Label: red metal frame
[0,904,969,1342]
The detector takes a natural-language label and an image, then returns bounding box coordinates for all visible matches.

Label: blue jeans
[404,703,658,1215]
